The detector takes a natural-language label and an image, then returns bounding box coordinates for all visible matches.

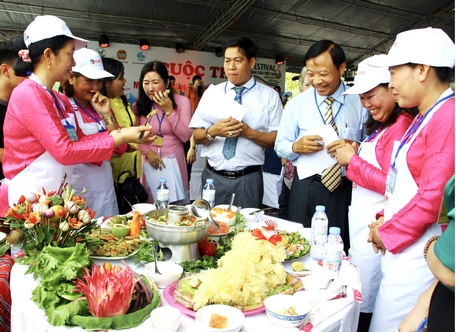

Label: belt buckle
[224,171,237,179]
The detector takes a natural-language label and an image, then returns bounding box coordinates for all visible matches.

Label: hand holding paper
[195,84,247,123]
[295,124,340,180]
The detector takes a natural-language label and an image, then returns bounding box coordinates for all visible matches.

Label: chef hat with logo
[24,15,88,50]
[369,27,455,68]
[343,55,390,95]
[72,48,114,79]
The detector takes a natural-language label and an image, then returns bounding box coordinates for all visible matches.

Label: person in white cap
[333,55,418,331]
[58,48,124,217]
[365,27,455,332]
[0,15,155,213]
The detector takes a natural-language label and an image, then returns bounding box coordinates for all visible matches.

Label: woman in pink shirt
[0,15,154,213]
[335,56,417,331]
[365,28,455,332]
[133,61,192,203]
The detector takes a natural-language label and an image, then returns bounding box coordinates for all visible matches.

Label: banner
[87,41,286,102]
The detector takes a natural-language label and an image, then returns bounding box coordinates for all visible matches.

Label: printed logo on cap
[90,59,102,65]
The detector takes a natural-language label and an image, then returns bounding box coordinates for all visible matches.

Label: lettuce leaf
[26,244,93,325]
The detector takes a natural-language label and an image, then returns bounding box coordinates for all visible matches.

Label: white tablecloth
[11,227,360,332]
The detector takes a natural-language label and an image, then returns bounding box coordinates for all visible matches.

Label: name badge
[64,124,78,141]
[154,135,164,147]
[386,166,397,194]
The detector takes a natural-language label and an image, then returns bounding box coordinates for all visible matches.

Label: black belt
[206,164,261,179]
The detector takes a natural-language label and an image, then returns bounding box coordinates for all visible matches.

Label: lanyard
[358,124,381,155]
[152,102,165,135]
[391,93,454,168]
[224,79,257,101]
[51,91,72,127]
[73,99,105,132]
[314,84,345,126]
[29,73,72,127]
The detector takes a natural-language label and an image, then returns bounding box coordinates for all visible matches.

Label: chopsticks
[136,109,157,142]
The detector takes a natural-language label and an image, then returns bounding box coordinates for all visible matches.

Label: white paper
[295,124,340,180]
[195,84,247,122]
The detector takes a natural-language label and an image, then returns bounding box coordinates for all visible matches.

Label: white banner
[87,41,286,103]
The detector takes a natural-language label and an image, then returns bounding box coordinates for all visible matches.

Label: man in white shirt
[190,36,283,208]
[275,40,367,250]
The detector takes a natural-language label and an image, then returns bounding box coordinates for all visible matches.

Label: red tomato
[198,237,216,257]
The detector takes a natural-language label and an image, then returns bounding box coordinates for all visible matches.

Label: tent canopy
[0,0,453,73]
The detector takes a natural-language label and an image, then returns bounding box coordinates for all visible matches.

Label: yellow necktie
[321,97,342,192]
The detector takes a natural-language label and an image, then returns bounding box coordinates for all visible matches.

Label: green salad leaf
[27,243,92,326]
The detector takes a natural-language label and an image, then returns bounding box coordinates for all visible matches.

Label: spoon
[191,199,220,232]
[151,243,162,275]
[228,193,235,211]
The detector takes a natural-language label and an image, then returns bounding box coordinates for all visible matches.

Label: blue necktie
[222,86,245,160]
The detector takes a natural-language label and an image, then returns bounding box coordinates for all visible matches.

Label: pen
[315,140,325,146]
[137,109,157,142]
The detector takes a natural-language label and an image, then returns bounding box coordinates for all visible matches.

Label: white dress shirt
[274,81,368,176]
[190,77,283,171]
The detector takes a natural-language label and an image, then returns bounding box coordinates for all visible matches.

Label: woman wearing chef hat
[0,15,155,213]
[59,48,127,218]
[334,55,417,331]
[366,27,454,332]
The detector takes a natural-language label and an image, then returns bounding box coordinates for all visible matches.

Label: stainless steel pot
[144,208,210,245]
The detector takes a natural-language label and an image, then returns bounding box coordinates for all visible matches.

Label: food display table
[11,225,361,332]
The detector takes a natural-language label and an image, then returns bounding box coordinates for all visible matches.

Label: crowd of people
[0,13,453,332]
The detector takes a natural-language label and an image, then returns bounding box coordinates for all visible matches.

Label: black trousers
[427,281,455,332]
[288,174,352,252]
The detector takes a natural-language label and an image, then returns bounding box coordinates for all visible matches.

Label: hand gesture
[292,135,325,154]
[91,92,111,117]
[146,150,166,170]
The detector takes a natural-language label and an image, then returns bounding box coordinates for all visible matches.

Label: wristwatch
[205,127,214,141]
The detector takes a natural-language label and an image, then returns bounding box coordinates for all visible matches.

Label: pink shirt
[134,94,192,192]
[3,80,114,180]
[346,112,414,194]
[379,99,455,254]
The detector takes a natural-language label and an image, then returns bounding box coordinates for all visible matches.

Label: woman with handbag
[101,57,148,213]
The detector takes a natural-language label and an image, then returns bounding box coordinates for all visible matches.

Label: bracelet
[103,116,115,126]
[423,236,439,261]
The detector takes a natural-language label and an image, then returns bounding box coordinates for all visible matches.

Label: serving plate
[163,282,265,317]
[90,248,140,260]
[0,232,6,243]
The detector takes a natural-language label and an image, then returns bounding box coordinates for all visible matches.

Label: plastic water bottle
[323,227,344,277]
[202,179,216,208]
[156,178,170,209]
[310,205,328,261]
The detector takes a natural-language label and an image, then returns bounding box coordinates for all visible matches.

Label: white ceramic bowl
[132,203,156,215]
[301,275,342,301]
[263,294,311,328]
[150,306,180,332]
[239,208,264,226]
[212,205,238,226]
[195,304,245,332]
[145,261,183,288]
